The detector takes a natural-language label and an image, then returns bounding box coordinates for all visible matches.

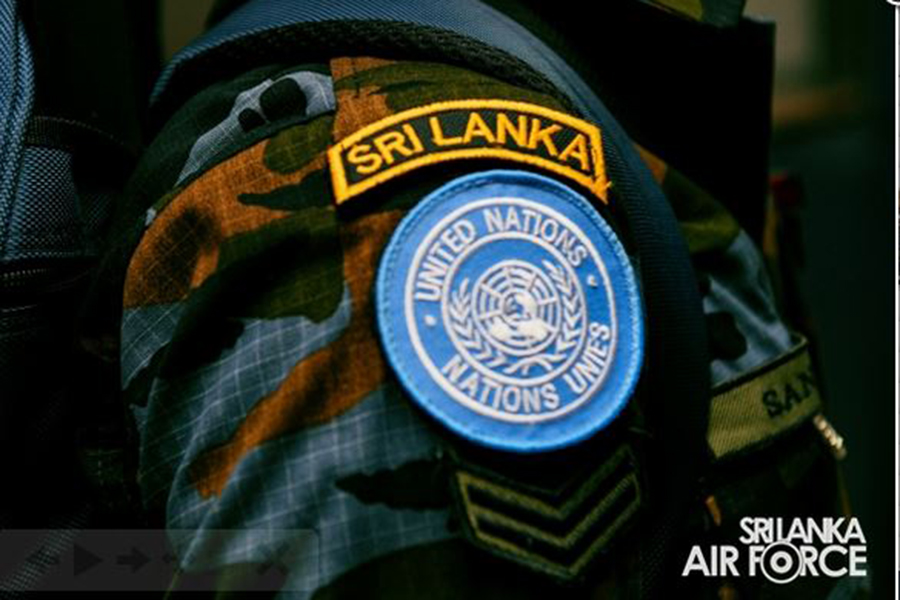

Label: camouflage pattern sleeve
[113,57,850,598]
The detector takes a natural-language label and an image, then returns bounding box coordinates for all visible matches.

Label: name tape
[708,338,822,459]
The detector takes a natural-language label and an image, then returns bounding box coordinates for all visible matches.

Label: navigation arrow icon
[73,544,103,577]
[116,547,150,573]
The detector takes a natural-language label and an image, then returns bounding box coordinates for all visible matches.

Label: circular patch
[377,170,643,452]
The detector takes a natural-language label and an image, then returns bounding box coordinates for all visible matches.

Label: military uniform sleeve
[109,55,852,599]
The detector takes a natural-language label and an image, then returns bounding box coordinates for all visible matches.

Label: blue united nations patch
[377,170,644,452]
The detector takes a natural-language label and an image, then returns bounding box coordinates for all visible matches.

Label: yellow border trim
[651,0,704,21]
[328,99,609,205]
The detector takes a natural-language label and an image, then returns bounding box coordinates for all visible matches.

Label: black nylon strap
[601,136,710,596]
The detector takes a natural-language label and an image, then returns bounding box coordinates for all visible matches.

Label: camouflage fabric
[641,0,747,28]
[110,57,846,598]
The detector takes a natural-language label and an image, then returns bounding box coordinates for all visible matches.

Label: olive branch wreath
[448,262,584,377]
[543,260,584,355]
[449,278,508,368]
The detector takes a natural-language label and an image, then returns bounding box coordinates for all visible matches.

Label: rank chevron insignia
[376,170,645,452]
[452,444,641,582]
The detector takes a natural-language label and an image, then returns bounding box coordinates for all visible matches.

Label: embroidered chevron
[453,445,640,581]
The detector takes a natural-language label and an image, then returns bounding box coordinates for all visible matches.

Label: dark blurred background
[750,3,895,597]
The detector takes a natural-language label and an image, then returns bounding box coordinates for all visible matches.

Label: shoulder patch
[376,170,643,452]
[328,99,609,206]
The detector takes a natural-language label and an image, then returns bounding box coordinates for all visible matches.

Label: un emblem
[377,170,643,452]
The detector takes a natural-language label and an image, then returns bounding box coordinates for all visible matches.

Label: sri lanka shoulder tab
[707,336,824,460]
[328,99,610,206]
[376,169,644,453]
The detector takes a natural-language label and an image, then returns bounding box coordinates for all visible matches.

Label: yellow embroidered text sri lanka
[328,99,610,205]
